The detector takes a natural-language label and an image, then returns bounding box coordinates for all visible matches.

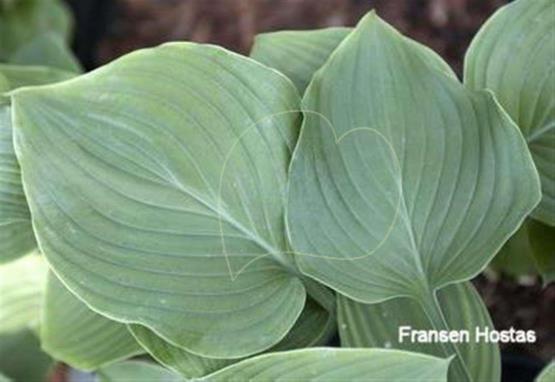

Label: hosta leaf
[0,372,10,382]
[492,221,538,277]
[338,282,501,382]
[12,42,307,358]
[287,11,539,304]
[250,28,351,93]
[129,325,232,379]
[97,361,182,382]
[41,272,144,371]
[286,12,539,381]
[0,253,47,333]
[0,64,74,90]
[536,362,555,382]
[129,297,335,378]
[251,26,455,94]
[0,66,74,263]
[528,220,555,284]
[465,0,555,225]
[492,219,555,283]
[0,329,52,382]
[0,104,34,262]
[200,348,450,381]
[8,32,82,73]
[0,0,72,61]
[0,74,8,92]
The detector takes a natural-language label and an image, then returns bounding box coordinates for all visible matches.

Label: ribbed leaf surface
[250,28,350,92]
[0,65,74,263]
[338,282,501,382]
[465,0,555,225]
[129,297,335,378]
[286,12,539,381]
[201,348,450,382]
[12,42,306,358]
[41,273,143,371]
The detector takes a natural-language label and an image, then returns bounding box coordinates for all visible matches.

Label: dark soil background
[64,0,553,379]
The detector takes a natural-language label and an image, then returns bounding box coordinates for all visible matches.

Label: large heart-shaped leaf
[0,0,72,61]
[0,65,74,263]
[12,42,310,358]
[41,272,144,371]
[286,12,539,380]
[287,11,539,303]
[200,348,450,381]
[338,282,500,382]
[129,296,335,378]
[465,0,554,226]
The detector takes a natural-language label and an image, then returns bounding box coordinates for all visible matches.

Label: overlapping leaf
[200,348,450,381]
[97,361,182,382]
[287,12,539,302]
[286,13,539,380]
[0,329,52,382]
[493,219,555,283]
[0,103,34,262]
[8,32,82,73]
[536,362,555,382]
[129,296,335,378]
[41,272,144,371]
[0,64,74,89]
[465,0,554,226]
[0,254,52,382]
[0,253,47,333]
[250,28,350,93]
[12,42,309,358]
[338,282,500,382]
[251,26,456,94]
[0,65,74,263]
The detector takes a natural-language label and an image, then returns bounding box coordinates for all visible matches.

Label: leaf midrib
[163,170,296,274]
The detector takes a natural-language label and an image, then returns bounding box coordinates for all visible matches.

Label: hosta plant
[0,0,552,381]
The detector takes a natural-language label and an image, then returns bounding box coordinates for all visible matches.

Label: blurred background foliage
[71,0,506,75]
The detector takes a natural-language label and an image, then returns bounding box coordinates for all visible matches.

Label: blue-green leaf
[12,42,306,358]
